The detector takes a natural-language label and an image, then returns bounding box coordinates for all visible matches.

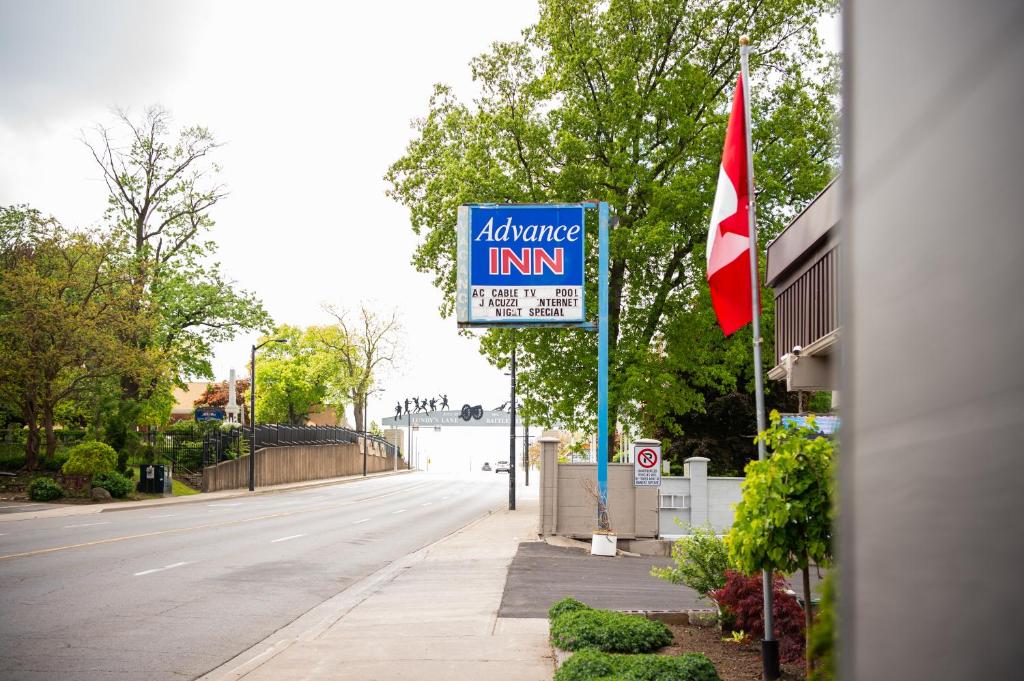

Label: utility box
[137,464,172,495]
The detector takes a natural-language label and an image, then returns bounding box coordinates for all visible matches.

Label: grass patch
[555,649,721,681]
[172,479,199,496]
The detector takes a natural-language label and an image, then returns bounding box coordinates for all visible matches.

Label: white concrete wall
[658,463,744,537]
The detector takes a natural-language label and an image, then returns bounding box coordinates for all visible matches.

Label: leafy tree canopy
[386,0,838,445]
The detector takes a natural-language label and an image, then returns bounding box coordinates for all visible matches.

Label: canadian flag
[706,73,757,336]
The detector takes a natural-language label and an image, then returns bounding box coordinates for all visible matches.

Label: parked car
[495,460,510,473]
[481,462,491,471]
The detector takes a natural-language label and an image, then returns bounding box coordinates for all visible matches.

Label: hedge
[28,477,64,501]
[62,441,117,478]
[550,606,673,654]
[555,649,721,681]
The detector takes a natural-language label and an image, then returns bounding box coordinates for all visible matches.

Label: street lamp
[250,337,288,492]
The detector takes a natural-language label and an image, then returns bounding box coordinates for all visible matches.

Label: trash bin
[137,464,173,495]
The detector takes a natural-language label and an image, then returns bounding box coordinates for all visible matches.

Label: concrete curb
[0,469,415,523]
[196,503,501,681]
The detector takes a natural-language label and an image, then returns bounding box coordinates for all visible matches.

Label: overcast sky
[0,0,545,457]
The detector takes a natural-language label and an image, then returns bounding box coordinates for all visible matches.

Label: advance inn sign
[457,204,586,327]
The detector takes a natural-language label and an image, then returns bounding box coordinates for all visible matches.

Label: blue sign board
[456,204,586,326]
[195,406,226,422]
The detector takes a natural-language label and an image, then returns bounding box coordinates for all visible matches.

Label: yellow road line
[0,480,433,562]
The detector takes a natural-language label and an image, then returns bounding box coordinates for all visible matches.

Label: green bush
[651,524,729,599]
[91,471,133,498]
[549,597,592,621]
[551,609,673,653]
[28,477,64,501]
[0,449,26,471]
[554,649,720,681]
[62,441,117,478]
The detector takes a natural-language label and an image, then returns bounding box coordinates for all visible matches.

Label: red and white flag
[706,73,757,336]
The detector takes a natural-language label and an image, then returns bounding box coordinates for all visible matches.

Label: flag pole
[739,35,779,681]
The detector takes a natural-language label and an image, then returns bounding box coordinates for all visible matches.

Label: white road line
[353,518,370,524]
[150,514,177,518]
[63,522,111,529]
[270,534,307,543]
[421,502,432,506]
[392,509,406,514]
[134,561,190,577]
[442,496,450,500]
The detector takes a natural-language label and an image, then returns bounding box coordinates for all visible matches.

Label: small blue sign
[195,407,226,422]
[456,204,587,326]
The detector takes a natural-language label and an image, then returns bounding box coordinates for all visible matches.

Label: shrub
[91,471,133,498]
[808,572,836,681]
[554,649,720,681]
[550,608,673,653]
[651,524,728,598]
[710,570,806,664]
[0,450,26,471]
[549,597,591,621]
[28,477,64,501]
[40,450,69,471]
[62,441,117,478]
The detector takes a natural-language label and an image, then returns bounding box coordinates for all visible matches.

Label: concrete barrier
[202,438,401,492]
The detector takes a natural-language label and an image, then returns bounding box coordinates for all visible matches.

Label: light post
[250,337,288,492]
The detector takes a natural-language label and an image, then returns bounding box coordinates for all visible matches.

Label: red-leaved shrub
[710,570,806,664]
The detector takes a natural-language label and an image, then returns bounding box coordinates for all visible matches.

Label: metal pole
[362,391,368,477]
[249,344,256,492]
[406,409,412,471]
[523,419,530,486]
[508,343,517,510]
[740,38,778,681]
[597,201,609,529]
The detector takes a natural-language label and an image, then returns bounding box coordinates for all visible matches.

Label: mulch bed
[662,623,806,681]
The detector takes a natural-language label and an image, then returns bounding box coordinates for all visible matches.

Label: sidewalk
[0,468,414,523]
[202,488,553,681]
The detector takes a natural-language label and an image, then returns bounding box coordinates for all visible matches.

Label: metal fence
[146,424,398,476]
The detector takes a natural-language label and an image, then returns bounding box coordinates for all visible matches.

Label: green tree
[0,207,158,468]
[253,325,342,425]
[386,0,838,452]
[83,106,271,402]
[319,304,400,433]
[727,410,834,666]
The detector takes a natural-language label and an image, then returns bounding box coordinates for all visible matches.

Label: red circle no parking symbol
[637,448,658,469]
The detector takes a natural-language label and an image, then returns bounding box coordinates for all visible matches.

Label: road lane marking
[134,561,190,576]
[0,479,434,562]
[150,514,177,518]
[353,518,370,524]
[270,534,307,543]
[392,509,406,514]
[442,496,449,500]
[421,502,432,507]
[63,522,112,529]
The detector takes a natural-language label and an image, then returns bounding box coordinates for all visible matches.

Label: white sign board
[633,442,662,487]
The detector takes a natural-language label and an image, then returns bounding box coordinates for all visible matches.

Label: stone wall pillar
[539,436,560,535]
[684,456,710,527]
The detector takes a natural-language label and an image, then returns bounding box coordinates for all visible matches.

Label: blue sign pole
[597,201,609,528]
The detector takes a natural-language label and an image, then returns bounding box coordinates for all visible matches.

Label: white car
[495,460,510,473]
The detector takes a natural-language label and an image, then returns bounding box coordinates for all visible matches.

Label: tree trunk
[24,416,40,471]
[354,398,365,433]
[42,406,57,459]
[803,562,815,672]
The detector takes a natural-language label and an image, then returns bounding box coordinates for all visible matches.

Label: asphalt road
[0,471,510,681]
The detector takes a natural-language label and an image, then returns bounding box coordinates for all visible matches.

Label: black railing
[254,424,397,458]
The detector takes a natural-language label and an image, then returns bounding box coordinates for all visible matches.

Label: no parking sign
[633,440,662,487]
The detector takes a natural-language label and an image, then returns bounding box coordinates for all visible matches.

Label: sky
[0,0,547,466]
